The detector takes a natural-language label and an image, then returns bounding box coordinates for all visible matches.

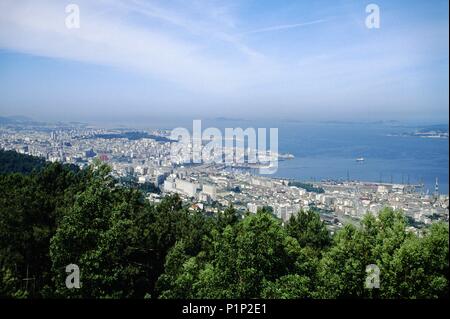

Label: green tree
[0,162,84,298]
[217,205,239,230]
[384,222,448,298]
[261,274,311,299]
[317,208,449,299]
[158,209,314,299]
[286,210,331,250]
[49,162,149,297]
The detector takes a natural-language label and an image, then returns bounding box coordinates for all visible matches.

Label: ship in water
[356,157,365,162]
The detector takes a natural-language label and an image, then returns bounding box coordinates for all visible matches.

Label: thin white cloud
[242,19,328,35]
[0,0,273,93]
[113,0,267,62]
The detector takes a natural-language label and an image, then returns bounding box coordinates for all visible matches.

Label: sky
[0,0,448,123]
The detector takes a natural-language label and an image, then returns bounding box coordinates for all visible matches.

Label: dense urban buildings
[1,120,447,234]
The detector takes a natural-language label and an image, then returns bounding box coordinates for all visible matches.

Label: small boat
[356,157,365,162]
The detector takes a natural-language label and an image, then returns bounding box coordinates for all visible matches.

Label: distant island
[389,125,449,139]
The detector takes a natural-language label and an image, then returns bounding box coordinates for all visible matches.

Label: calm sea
[274,122,449,194]
[209,120,448,194]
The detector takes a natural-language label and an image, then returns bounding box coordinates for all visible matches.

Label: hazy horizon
[1,112,449,127]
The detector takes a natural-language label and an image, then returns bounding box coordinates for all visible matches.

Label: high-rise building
[202,184,217,200]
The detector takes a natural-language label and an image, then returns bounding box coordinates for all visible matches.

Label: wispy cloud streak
[243,19,327,35]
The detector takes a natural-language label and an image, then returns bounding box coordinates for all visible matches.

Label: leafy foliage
[288,181,325,193]
[0,152,448,298]
[286,209,331,250]
[0,150,46,174]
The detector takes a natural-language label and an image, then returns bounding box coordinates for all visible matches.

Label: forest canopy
[0,151,448,299]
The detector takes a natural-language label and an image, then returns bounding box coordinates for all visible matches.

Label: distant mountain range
[0,115,35,124]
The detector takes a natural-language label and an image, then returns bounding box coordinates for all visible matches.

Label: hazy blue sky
[0,0,448,123]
